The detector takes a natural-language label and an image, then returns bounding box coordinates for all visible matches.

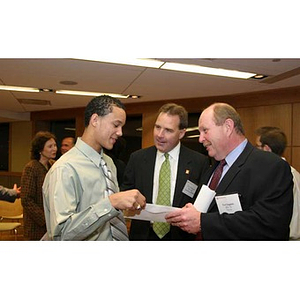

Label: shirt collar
[225,138,248,167]
[157,141,181,161]
[75,137,101,167]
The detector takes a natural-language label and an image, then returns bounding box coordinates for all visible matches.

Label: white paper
[123,203,179,222]
[215,193,242,214]
[193,184,216,213]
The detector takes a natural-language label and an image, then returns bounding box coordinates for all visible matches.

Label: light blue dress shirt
[43,138,122,240]
[220,138,248,181]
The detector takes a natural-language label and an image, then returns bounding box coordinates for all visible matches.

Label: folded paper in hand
[193,184,216,213]
[123,203,179,223]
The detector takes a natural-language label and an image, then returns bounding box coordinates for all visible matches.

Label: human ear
[90,113,99,127]
[179,129,186,140]
[263,144,272,152]
[224,118,234,133]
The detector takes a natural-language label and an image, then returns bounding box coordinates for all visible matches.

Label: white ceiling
[1,58,300,122]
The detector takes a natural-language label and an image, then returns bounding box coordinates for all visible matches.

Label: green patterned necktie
[153,153,171,239]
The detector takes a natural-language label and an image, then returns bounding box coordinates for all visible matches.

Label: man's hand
[165,203,201,234]
[109,189,146,211]
[13,183,21,198]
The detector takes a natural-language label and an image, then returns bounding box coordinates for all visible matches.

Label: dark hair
[31,131,57,160]
[84,95,126,127]
[255,126,287,156]
[62,136,75,145]
[212,103,245,135]
[158,103,188,129]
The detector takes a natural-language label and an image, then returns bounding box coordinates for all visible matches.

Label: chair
[0,222,21,240]
[0,198,23,241]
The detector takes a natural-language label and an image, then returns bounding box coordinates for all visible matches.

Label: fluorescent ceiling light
[56,89,129,98]
[75,58,258,79]
[0,84,129,99]
[186,126,199,132]
[161,62,256,79]
[75,58,164,68]
[187,134,200,139]
[0,85,39,93]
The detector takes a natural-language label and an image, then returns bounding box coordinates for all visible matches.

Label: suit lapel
[142,146,157,203]
[173,145,194,207]
[207,142,254,211]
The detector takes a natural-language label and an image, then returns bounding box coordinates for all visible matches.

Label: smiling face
[61,137,75,154]
[92,106,126,151]
[153,112,186,153]
[198,107,229,161]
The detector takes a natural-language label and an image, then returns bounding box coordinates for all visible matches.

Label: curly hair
[84,95,126,127]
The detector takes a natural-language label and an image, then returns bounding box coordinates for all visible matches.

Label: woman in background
[21,131,57,240]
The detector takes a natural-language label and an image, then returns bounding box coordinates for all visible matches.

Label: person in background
[255,126,300,240]
[43,95,145,241]
[0,184,21,203]
[121,103,210,241]
[166,102,293,240]
[21,131,57,240]
[60,136,75,155]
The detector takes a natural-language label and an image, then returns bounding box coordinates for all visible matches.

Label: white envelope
[193,184,216,212]
[123,203,179,223]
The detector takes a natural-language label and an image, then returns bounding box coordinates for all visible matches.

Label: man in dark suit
[121,103,210,240]
[166,102,293,240]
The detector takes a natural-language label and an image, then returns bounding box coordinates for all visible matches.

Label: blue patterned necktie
[100,156,129,241]
[153,153,171,239]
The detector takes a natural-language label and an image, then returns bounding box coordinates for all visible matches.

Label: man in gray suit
[121,103,210,240]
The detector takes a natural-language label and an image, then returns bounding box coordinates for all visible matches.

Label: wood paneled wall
[29,85,300,172]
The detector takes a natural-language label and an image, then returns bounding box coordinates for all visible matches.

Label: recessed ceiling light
[250,74,268,80]
[128,95,141,99]
[39,88,54,92]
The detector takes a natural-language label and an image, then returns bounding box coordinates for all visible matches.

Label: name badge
[215,193,242,214]
[182,180,198,198]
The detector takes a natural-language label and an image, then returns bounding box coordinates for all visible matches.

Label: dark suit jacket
[201,142,293,240]
[121,144,210,240]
